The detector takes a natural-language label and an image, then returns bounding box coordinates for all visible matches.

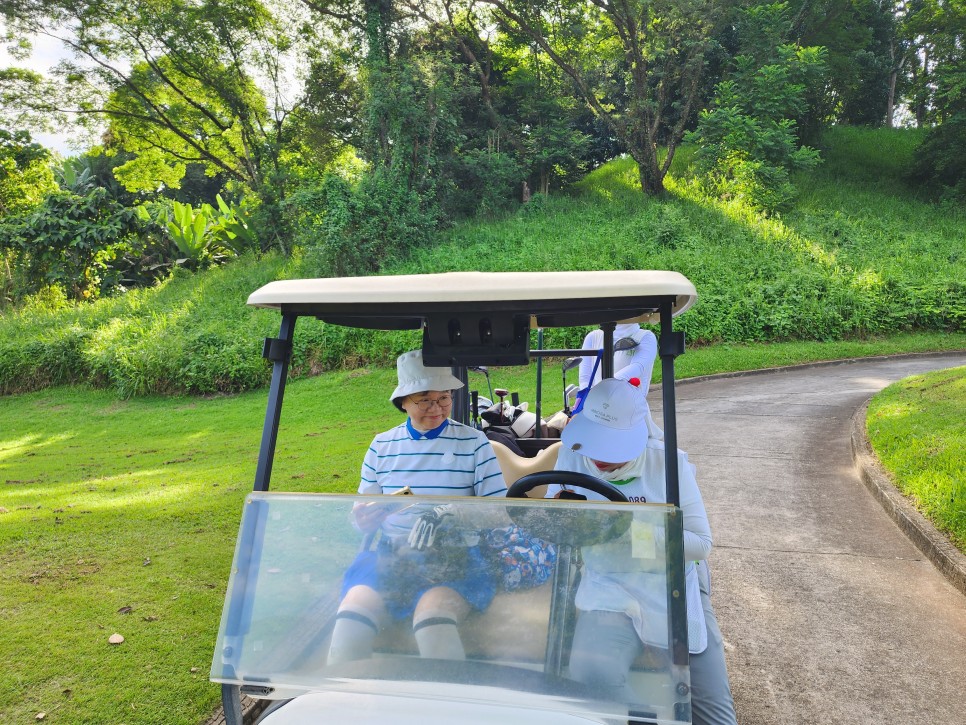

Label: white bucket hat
[390,350,464,409]
[561,377,649,462]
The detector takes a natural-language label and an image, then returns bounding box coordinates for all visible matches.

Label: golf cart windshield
[211,493,691,724]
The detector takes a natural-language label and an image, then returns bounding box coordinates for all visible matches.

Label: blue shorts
[340,541,496,620]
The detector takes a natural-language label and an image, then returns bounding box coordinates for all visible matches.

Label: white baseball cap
[390,350,464,409]
[561,377,649,462]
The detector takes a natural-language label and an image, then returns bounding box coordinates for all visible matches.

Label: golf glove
[408,504,455,551]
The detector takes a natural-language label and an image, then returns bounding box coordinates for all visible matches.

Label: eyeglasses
[409,394,453,411]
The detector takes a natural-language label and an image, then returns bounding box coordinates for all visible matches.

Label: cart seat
[491,441,561,496]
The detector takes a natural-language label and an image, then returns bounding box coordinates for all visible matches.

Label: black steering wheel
[505,471,632,546]
[507,470,630,502]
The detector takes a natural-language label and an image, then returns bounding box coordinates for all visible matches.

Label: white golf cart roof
[247,270,696,327]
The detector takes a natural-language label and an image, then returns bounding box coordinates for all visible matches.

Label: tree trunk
[886,69,897,128]
[630,140,665,195]
[886,37,898,129]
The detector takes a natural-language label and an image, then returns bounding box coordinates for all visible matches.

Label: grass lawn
[1,334,965,724]
[866,365,966,550]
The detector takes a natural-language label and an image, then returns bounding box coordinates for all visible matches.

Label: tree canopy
[0,0,962,300]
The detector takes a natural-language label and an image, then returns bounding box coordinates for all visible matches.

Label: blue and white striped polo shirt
[359,419,507,498]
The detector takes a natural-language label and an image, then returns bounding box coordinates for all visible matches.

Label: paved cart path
[653,353,966,725]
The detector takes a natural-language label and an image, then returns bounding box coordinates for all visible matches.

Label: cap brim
[561,414,647,463]
[390,374,465,404]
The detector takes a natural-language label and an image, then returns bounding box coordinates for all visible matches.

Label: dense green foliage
[687,3,825,212]
[867,366,966,549]
[1,0,962,304]
[0,127,962,397]
[902,0,966,202]
[1,185,145,299]
[0,128,55,216]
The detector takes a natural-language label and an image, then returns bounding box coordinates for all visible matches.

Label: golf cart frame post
[220,271,696,723]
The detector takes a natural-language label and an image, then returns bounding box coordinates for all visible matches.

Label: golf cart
[210,270,697,724]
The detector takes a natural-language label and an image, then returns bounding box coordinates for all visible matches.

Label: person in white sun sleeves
[547,376,737,725]
[326,350,507,666]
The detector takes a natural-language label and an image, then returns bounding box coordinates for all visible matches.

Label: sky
[1,29,80,156]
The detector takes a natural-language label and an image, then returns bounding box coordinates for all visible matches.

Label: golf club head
[615,336,640,352]
[469,365,490,376]
[562,356,582,372]
[565,383,578,402]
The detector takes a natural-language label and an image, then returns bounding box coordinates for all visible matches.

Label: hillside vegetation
[1,126,963,398]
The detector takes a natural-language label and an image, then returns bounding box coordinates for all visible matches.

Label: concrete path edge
[850,399,966,597]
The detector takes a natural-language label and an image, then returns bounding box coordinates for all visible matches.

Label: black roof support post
[220,683,245,725]
[254,312,297,493]
[222,313,297,724]
[658,298,690,681]
[600,321,616,379]
[452,364,470,425]
[658,300,685,507]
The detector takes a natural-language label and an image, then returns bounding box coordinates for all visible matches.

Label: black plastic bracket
[262,337,292,362]
[659,330,686,358]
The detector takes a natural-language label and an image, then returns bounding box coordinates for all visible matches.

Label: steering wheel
[507,471,629,502]
[505,471,632,546]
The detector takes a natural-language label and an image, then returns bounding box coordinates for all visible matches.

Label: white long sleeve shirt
[578,323,658,391]
[548,440,711,653]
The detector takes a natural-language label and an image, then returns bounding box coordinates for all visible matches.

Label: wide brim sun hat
[390,349,465,410]
[561,377,650,462]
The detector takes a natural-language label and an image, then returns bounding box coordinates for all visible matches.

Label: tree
[475,0,724,195]
[784,0,895,128]
[1,0,325,251]
[0,128,57,217]
[687,2,824,212]
[905,0,966,199]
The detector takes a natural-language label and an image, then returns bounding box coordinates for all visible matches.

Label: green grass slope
[867,365,966,549]
[1,125,964,398]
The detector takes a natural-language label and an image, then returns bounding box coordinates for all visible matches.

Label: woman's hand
[352,501,389,533]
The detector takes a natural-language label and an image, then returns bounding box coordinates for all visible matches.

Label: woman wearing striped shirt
[327,350,507,666]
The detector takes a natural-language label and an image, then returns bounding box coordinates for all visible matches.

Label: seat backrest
[490,440,561,497]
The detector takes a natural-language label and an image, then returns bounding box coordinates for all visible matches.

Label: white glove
[407,504,455,551]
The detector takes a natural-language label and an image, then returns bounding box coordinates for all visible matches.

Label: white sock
[327,610,378,665]
[413,615,465,660]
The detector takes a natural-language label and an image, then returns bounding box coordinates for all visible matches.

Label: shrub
[3,187,145,300]
[305,170,439,278]
[687,4,825,213]
[906,114,966,203]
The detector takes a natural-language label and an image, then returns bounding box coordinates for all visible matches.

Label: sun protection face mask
[578,448,648,483]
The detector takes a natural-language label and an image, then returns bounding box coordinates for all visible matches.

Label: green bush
[304,170,439,277]
[686,4,825,213]
[907,114,966,203]
[3,187,145,300]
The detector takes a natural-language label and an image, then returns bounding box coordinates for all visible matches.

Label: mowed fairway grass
[2,334,965,724]
[867,365,966,549]
[0,368,398,724]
